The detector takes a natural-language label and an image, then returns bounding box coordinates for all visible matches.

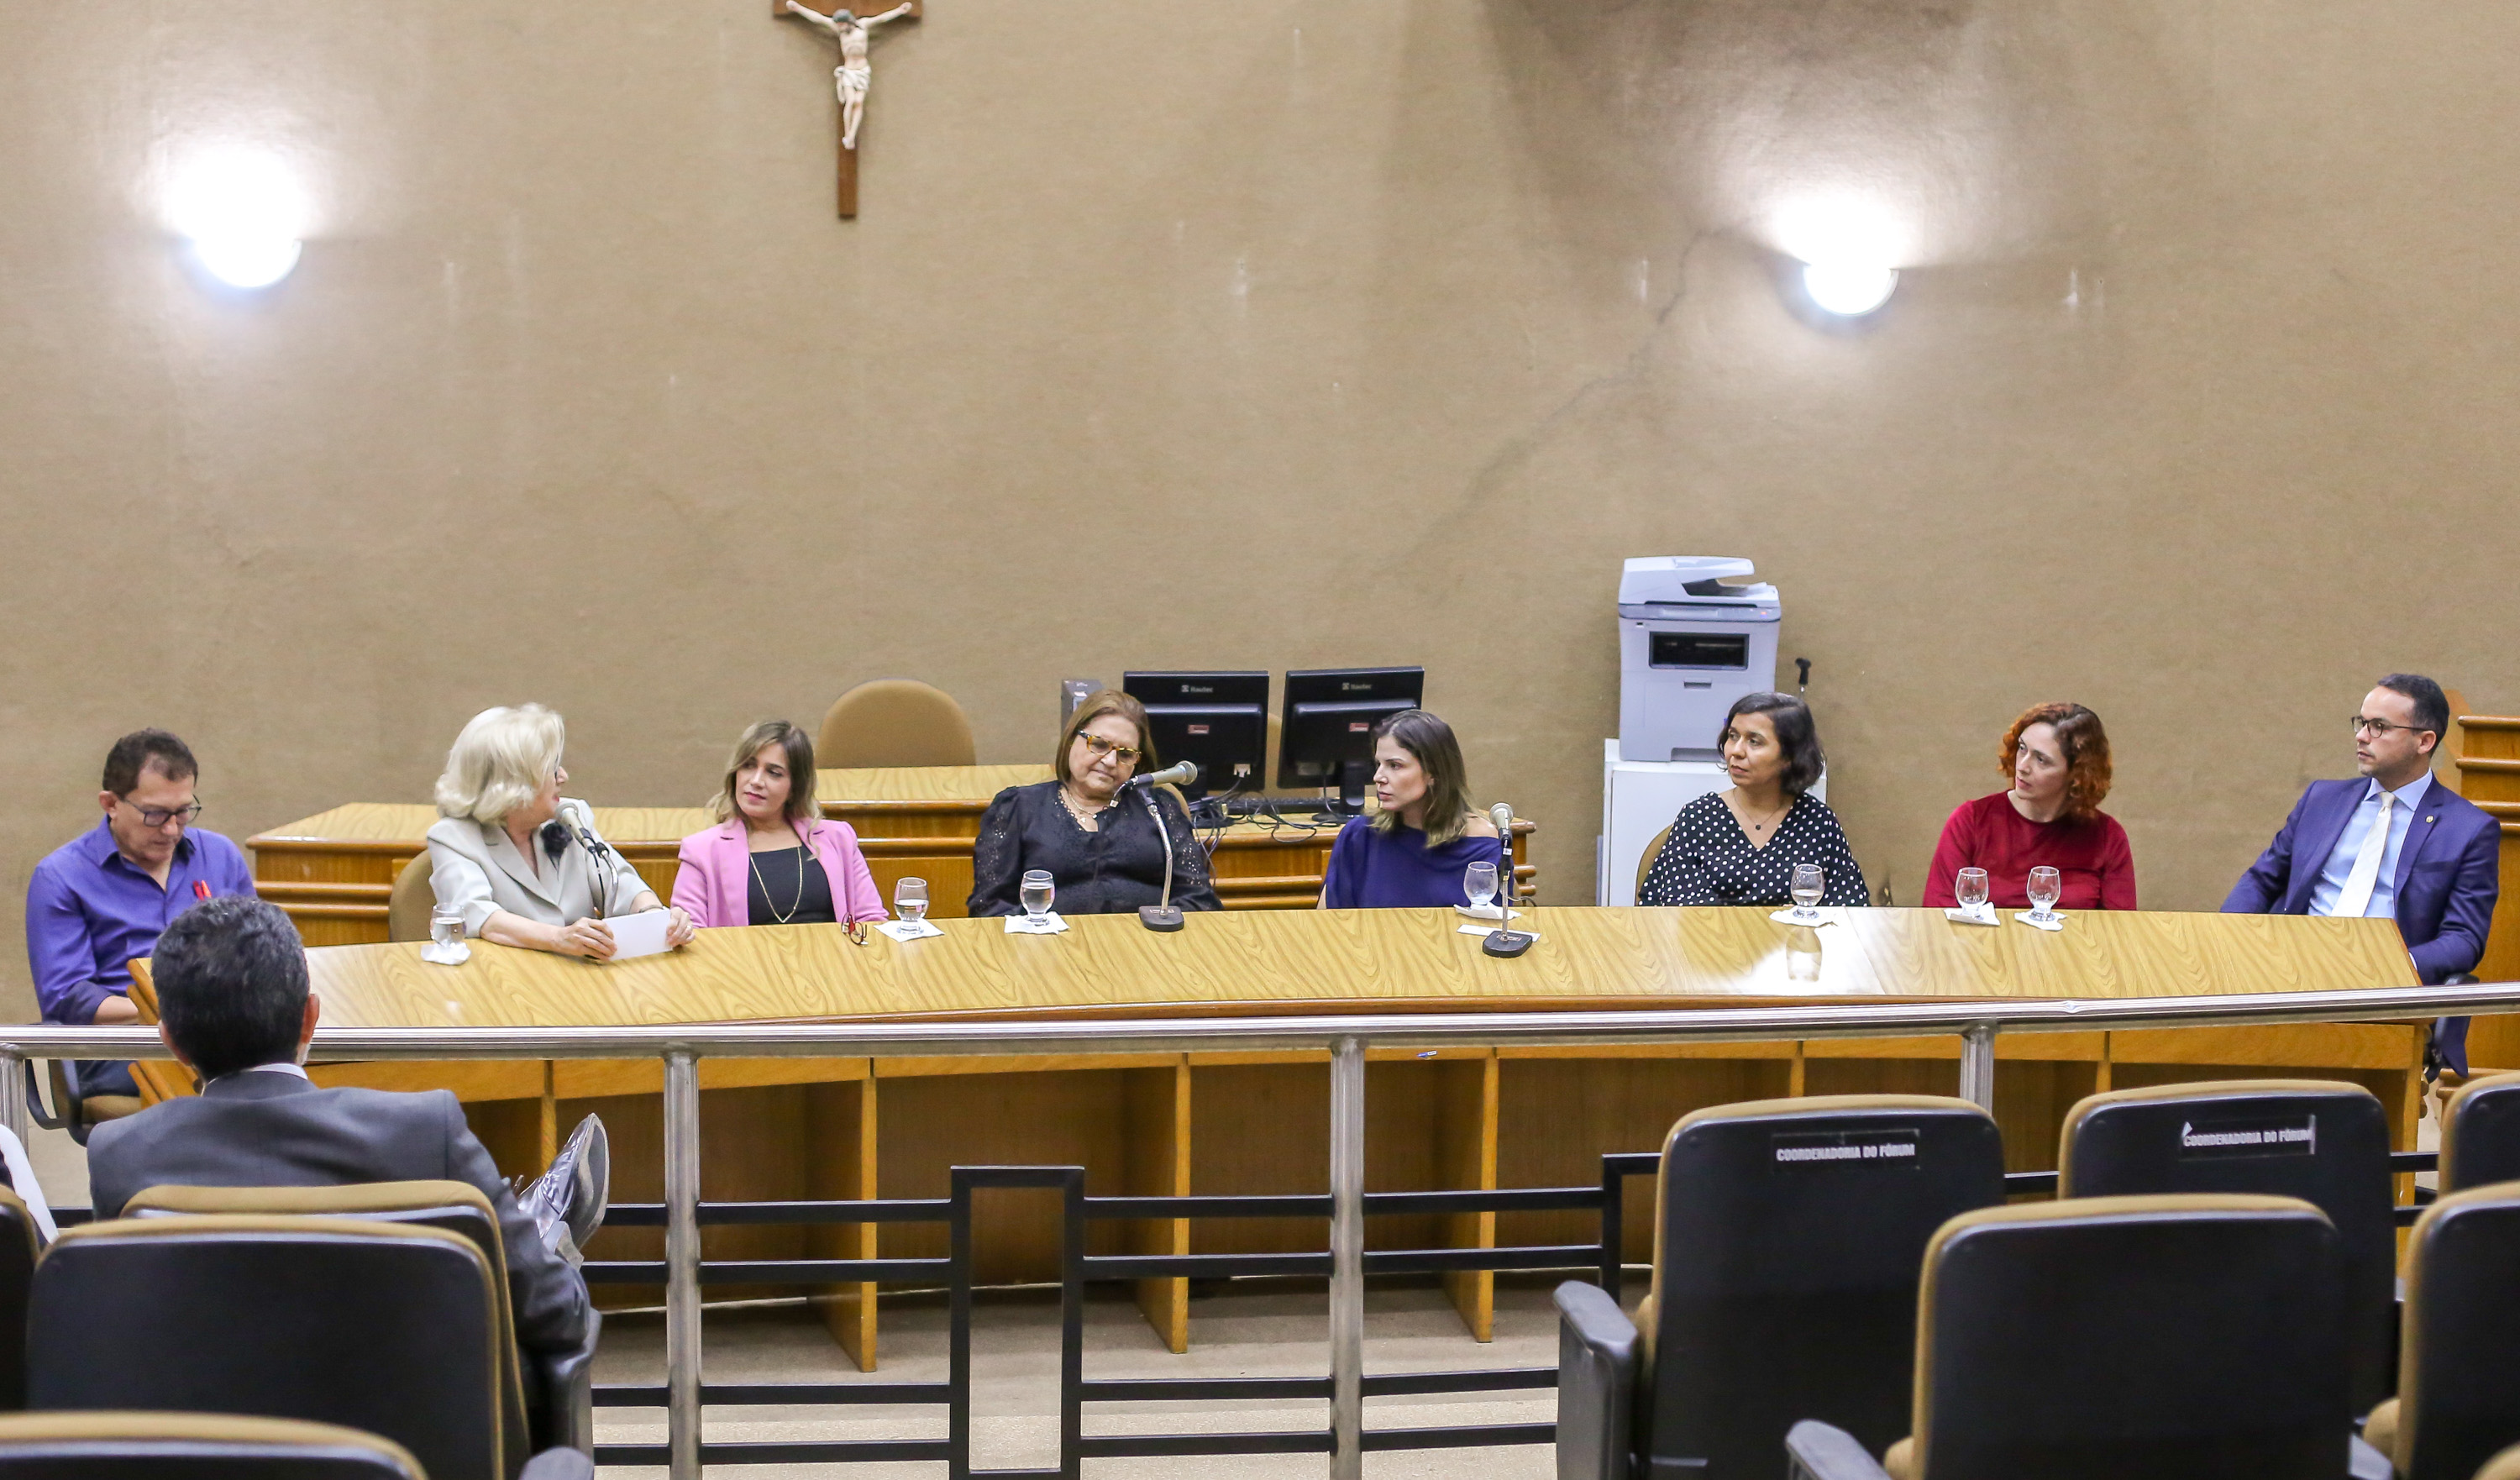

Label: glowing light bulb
[168,150,306,289]
[1800,259,1898,317]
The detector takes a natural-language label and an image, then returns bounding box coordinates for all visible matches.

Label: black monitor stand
[1315,759,1373,818]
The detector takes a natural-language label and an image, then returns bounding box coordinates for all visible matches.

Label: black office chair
[22,1062,142,1148]
[2057,1079,2397,1412]
[0,1188,40,1412]
[122,1182,596,1462]
[1785,1194,2385,1480]
[2438,1073,2520,1193]
[2359,1184,2520,1478]
[26,1215,591,1480]
[1555,1094,2008,1479]
[0,1411,425,1479]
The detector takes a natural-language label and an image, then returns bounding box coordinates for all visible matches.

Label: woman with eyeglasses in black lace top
[966,690,1221,918]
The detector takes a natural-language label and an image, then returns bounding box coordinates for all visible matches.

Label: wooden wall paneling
[1493,1054,1793,1271]
[1433,1051,1499,1341]
[1123,1057,1191,1353]
[2449,716,2520,1068]
[806,1070,880,1370]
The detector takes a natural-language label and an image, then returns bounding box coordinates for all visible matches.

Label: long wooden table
[129,906,2425,1370]
[247,766,1536,946]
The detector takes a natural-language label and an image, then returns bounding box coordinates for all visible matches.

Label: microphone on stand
[1134,761,1199,932]
[1483,801,1532,958]
[554,800,617,920]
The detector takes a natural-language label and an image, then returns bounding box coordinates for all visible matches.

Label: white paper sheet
[1457,923,1541,942]
[1005,912,1069,936]
[1943,905,2001,927]
[877,919,944,942]
[1454,905,1525,921]
[606,909,675,959]
[2014,910,2066,933]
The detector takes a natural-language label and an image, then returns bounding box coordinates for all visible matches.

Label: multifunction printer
[1616,556,1782,762]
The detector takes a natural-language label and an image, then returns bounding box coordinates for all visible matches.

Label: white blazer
[426,804,653,937]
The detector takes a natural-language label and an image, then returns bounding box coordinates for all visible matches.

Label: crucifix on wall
[779,0,921,218]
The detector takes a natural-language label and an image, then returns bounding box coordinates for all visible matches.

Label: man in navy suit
[2225,673,2498,1072]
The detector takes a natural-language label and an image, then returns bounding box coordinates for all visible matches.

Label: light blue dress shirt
[2307,773,2433,919]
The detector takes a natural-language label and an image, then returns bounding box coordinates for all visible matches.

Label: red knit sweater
[1922,791,2137,911]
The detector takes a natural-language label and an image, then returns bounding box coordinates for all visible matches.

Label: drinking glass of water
[1464,861,1499,916]
[429,905,465,952]
[1955,868,1991,914]
[1020,869,1056,927]
[2026,866,2062,921]
[1789,863,1826,920]
[895,877,929,926]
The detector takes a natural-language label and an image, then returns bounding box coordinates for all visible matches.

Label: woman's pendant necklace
[1061,786,1113,831]
[749,845,806,924]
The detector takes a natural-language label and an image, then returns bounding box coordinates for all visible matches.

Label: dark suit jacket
[87,1070,588,1354]
[2223,775,2500,984]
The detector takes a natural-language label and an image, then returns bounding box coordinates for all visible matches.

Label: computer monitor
[1277,667,1425,811]
[1121,671,1270,801]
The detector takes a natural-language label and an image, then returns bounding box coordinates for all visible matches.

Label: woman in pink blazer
[673,721,886,928]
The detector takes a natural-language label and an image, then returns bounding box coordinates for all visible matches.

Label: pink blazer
[672,818,887,928]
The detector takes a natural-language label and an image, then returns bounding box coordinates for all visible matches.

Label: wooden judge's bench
[126,905,2427,1374]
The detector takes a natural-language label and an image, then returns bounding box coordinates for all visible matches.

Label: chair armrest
[520,1448,596,1480]
[1553,1279,1637,1480]
[528,1307,601,1456]
[2348,1434,2392,1480]
[1786,1420,1893,1480]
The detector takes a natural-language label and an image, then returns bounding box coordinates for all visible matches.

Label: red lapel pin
[193,880,212,900]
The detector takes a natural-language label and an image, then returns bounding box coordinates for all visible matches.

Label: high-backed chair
[2438,1072,2520,1193]
[24,1062,143,1147]
[816,680,976,769]
[2478,1446,2520,1480]
[386,854,435,943]
[122,1182,596,1460]
[2058,1080,2397,1411]
[1635,824,1675,900]
[1785,1194,2372,1480]
[26,1214,588,1480]
[1555,1095,2008,1479]
[2360,1184,2520,1478]
[0,1412,425,1479]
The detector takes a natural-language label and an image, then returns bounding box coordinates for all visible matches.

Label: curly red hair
[1999,702,2113,821]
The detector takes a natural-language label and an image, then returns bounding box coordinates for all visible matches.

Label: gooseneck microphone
[1135,760,1199,932]
[1483,801,1532,958]
[554,799,615,919]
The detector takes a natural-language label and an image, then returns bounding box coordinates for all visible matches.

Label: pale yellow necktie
[2332,793,2396,918]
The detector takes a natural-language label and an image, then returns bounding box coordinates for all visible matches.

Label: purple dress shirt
[24,820,257,1025]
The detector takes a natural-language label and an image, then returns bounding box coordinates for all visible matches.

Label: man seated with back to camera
[87,897,600,1360]
[2224,672,2498,1076]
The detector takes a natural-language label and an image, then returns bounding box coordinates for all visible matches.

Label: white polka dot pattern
[1637,792,1870,908]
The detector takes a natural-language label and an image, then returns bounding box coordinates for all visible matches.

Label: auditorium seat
[386,855,434,943]
[2476,1446,2520,1480]
[0,1188,39,1410]
[121,1182,596,1461]
[1555,1094,2007,1480]
[26,1213,589,1480]
[1783,1194,2378,1480]
[817,679,975,768]
[23,1063,141,1147]
[2437,1072,2520,1193]
[0,1411,425,1479]
[2359,1183,2520,1477]
[2058,1080,2397,1411]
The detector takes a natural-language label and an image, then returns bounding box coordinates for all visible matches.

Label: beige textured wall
[3,0,2516,1013]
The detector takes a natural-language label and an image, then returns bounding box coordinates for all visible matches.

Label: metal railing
[5,977,2514,1480]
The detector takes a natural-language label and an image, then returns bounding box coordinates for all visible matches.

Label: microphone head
[1490,801,1514,831]
[1134,759,1200,789]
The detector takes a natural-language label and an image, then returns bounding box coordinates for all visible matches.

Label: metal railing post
[664,1047,702,1480]
[1958,1023,1997,1112]
[1329,1035,1366,1479]
[0,1052,27,1147]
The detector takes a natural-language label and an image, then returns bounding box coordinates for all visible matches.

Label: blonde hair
[711,720,820,826]
[433,705,566,823]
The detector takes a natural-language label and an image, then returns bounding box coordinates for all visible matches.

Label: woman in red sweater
[1923,702,2136,911]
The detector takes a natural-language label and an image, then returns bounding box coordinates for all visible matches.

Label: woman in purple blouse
[1316,711,1504,911]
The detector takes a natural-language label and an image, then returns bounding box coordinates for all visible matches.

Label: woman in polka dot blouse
[1638,692,1869,909]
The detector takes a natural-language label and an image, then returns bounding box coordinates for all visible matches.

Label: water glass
[1020,869,1056,926]
[895,877,929,926]
[1789,863,1826,918]
[1464,861,1499,916]
[1955,868,1991,913]
[2026,866,2063,920]
[429,905,465,951]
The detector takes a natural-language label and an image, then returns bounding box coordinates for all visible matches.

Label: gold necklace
[1059,785,1115,830]
[748,843,808,924]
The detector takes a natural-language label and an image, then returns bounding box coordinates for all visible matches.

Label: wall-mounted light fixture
[168,150,305,289]
[1774,195,1903,318]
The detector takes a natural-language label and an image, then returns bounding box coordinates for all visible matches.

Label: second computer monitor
[1121,671,1270,800]
[1277,667,1426,806]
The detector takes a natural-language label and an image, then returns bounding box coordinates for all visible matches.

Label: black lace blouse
[1637,791,1871,909]
[967,782,1221,917]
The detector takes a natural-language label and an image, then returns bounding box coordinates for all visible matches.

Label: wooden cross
[779,0,923,218]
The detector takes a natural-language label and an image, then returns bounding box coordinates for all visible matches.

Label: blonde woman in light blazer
[427,704,695,959]
[672,721,886,928]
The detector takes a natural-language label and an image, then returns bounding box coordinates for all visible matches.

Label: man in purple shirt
[24,729,256,1100]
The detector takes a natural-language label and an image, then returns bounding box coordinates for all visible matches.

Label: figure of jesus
[784,2,916,151]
